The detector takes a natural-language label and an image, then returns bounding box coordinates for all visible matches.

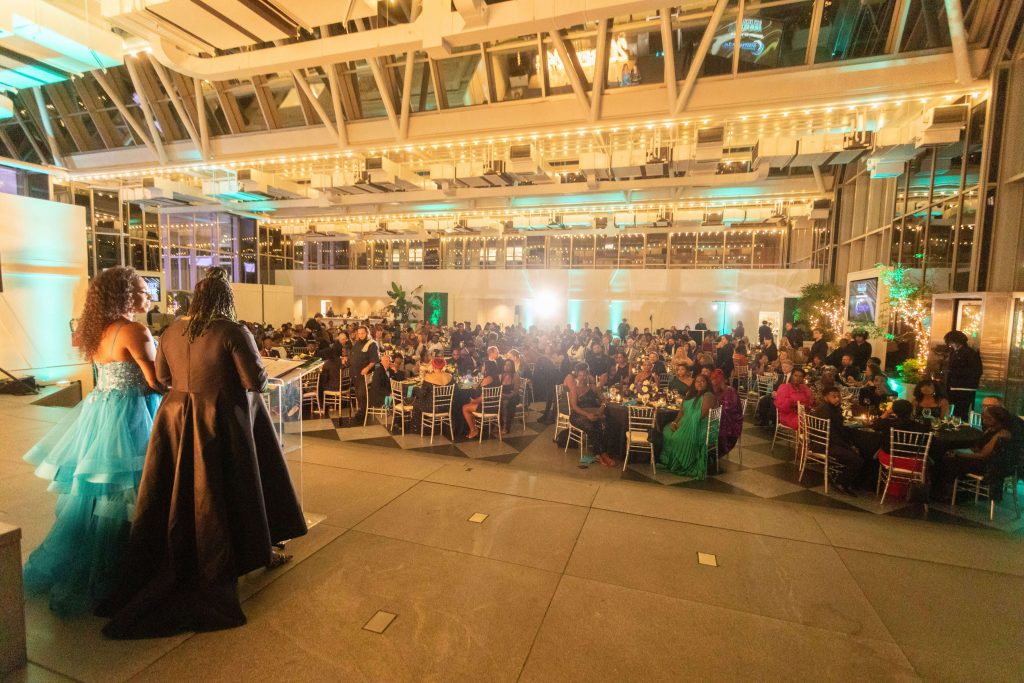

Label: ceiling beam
[0,126,18,158]
[251,74,281,129]
[211,80,245,135]
[148,55,205,159]
[673,0,729,116]
[124,56,168,164]
[291,68,339,142]
[92,69,160,160]
[290,71,320,126]
[11,104,48,165]
[71,77,119,148]
[46,83,92,153]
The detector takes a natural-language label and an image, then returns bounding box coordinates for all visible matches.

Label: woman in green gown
[660,374,719,478]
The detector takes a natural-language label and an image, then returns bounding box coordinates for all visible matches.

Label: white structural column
[123,57,168,164]
[399,50,416,141]
[673,0,729,116]
[549,29,592,118]
[92,69,160,161]
[589,18,610,123]
[325,66,349,148]
[148,56,204,159]
[943,0,973,84]
[290,69,340,142]
[30,89,63,166]
[661,9,677,112]
[368,57,401,137]
[193,78,210,158]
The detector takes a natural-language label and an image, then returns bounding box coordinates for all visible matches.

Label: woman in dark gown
[101,267,307,639]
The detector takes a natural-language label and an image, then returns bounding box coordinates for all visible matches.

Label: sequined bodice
[95,361,148,392]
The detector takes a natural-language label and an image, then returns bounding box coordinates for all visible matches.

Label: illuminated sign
[542,33,631,78]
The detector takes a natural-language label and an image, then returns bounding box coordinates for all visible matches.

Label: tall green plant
[385,282,423,323]
[794,282,844,337]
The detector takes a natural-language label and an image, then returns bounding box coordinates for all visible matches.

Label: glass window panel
[128,239,144,269]
[505,237,525,267]
[425,238,441,269]
[954,191,977,290]
[333,241,348,269]
[548,236,571,267]
[95,233,121,270]
[646,233,668,267]
[465,238,483,268]
[900,215,926,263]
[696,232,724,266]
[572,235,595,267]
[438,53,485,108]
[408,240,424,268]
[753,230,782,266]
[925,199,955,271]
[483,237,502,268]
[669,233,695,266]
[492,47,541,102]
[526,235,546,267]
[702,8,742,76]
[407,54,437,112]
[900,0,951,52]
[595,235,618,267]
[815,0,896,63]
[146,243,161,272]
[724,230,752,266]
[737,2,814,72]
[444,238,464,268]
[547,35,597,95]
[372,242,389,269]
[619,234,644,267]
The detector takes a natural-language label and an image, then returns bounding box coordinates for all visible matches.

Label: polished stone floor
[3,393,1024,682]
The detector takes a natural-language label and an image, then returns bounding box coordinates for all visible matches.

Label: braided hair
[184,266,236,342]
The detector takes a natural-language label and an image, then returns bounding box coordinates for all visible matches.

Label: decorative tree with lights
[794,282,845,337]
[874,263,931,366]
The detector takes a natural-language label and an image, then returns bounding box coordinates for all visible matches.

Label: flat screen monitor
[848,277,878,324]
[141,276,161,305]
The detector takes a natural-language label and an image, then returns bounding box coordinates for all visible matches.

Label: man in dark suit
[757,320,773,344]
[809,327,829,364]
[715,335,735,379]
[784,321,804,350]
[943,330,983,419]
[694,317,708,331]
[848,330,873,370]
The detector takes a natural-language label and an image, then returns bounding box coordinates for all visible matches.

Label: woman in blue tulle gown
[22,266,163,615]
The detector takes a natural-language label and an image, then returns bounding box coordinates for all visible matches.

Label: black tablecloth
[604,403,679,459]
[930,426,983,457]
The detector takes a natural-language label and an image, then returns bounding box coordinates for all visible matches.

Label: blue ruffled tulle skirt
[22,386,160,616]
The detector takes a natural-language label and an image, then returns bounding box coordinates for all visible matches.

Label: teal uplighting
[12,14,121,72]
[888,378,902,394]
[608,299,625,333]
[0,66,65,90]
[215,191,271,202]
[567,299,583,331]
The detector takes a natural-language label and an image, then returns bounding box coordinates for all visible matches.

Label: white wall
[232,283,295,324]
[0,193,90,385]
[278,268,820,331]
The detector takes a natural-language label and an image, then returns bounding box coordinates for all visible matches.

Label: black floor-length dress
[101,318,307,638]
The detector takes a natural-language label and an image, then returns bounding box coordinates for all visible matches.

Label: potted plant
[384,282,423,324]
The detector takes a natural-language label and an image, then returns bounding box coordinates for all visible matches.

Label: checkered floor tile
[302,405,1024,533]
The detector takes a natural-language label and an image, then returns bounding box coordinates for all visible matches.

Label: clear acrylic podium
[263,358,325,529]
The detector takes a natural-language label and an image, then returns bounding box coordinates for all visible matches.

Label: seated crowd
[239,314,1020,503]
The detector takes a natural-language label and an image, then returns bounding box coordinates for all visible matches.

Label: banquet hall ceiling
[0,0,1017,219]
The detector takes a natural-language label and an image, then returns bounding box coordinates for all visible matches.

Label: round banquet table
[929,425,984,457]
[410,381,476,438]
[604,401,679,460]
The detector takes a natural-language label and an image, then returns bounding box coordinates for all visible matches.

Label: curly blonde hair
[76,266,140,360]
